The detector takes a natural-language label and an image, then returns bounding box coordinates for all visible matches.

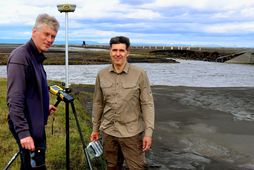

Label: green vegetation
[0,44,191,65]
[0,78,104,169]
[1,44,253,65]
[44,50,111,65]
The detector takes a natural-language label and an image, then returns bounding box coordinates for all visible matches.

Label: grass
[0,78,105,169]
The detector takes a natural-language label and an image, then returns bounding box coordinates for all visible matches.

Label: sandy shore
[147,86,254,170]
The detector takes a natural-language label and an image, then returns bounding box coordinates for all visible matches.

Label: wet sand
[148,86,254,170]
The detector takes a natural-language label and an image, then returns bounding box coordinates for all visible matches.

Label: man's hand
[90,131,99,141]
[20,136,35,151]
[143,136,152,151]
[49,104,57,116]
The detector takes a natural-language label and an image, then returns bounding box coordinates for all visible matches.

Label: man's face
[32,24,57,53]
[110,43,129,67]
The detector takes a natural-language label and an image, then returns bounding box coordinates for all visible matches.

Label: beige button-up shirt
[92,63,155,137]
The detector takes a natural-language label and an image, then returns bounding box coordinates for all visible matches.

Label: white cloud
[61,0,129,20]
[1,0,254,47]
[241,7,254,18]
[0,1,60,25]
[204,22,254,34]
[126,9,161,19]
[143,0,254,11]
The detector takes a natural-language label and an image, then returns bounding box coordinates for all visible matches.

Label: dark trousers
[103,133,145,170]
[9,126,46,170]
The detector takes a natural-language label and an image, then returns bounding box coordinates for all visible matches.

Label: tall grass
[0,78,104,169]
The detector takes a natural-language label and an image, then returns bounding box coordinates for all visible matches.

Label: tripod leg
[66,102,70,170]
[52,98,62,135]
[70,102,93,170]
[54,98,61,107]
[3,151,20,170]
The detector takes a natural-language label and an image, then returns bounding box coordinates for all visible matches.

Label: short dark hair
[109,36,130,49]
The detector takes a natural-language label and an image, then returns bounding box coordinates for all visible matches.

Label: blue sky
[1,0,254,47]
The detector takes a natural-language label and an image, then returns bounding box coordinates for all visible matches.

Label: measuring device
[48,85,74,102]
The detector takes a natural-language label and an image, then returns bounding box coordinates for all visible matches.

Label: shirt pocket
[122,81,137,89]
[100,80,112,88]
[122,80,139,102]
[100,80,113,100]
[119,80,140,123]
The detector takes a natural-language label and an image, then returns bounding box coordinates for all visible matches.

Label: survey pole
[57,4,76,170]
[57,3,76,90]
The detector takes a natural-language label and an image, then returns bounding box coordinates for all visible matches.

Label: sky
[1,0,254,47]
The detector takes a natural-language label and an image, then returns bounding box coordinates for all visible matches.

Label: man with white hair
[7,13,59,169]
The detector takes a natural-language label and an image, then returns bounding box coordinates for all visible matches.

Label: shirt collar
[109,63,130,74]
[28,39,47,64]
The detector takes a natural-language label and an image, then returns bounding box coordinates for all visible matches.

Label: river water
[0,59,253,87]
[1,60,253,169]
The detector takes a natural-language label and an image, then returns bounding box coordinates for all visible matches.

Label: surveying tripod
[3,85,93,170]
[3,151,20,170]
[49,85,93,170]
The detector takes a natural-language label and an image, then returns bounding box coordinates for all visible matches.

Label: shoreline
[71,84,254,169]
[1,44,253,65]
[1,76,254,169]
[148,85,254,170]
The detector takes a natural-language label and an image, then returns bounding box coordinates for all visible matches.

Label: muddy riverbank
[148,86,254,170]
[74,85,254,170]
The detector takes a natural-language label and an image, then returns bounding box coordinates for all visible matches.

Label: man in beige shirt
[90,36,155,170]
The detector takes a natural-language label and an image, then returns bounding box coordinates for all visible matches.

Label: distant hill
[0,39,26,44]
[0,38,100,46]
[0,38,251,48]
[0,38,222,47]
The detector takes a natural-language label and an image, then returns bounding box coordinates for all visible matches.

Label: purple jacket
[7,39,49,144]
